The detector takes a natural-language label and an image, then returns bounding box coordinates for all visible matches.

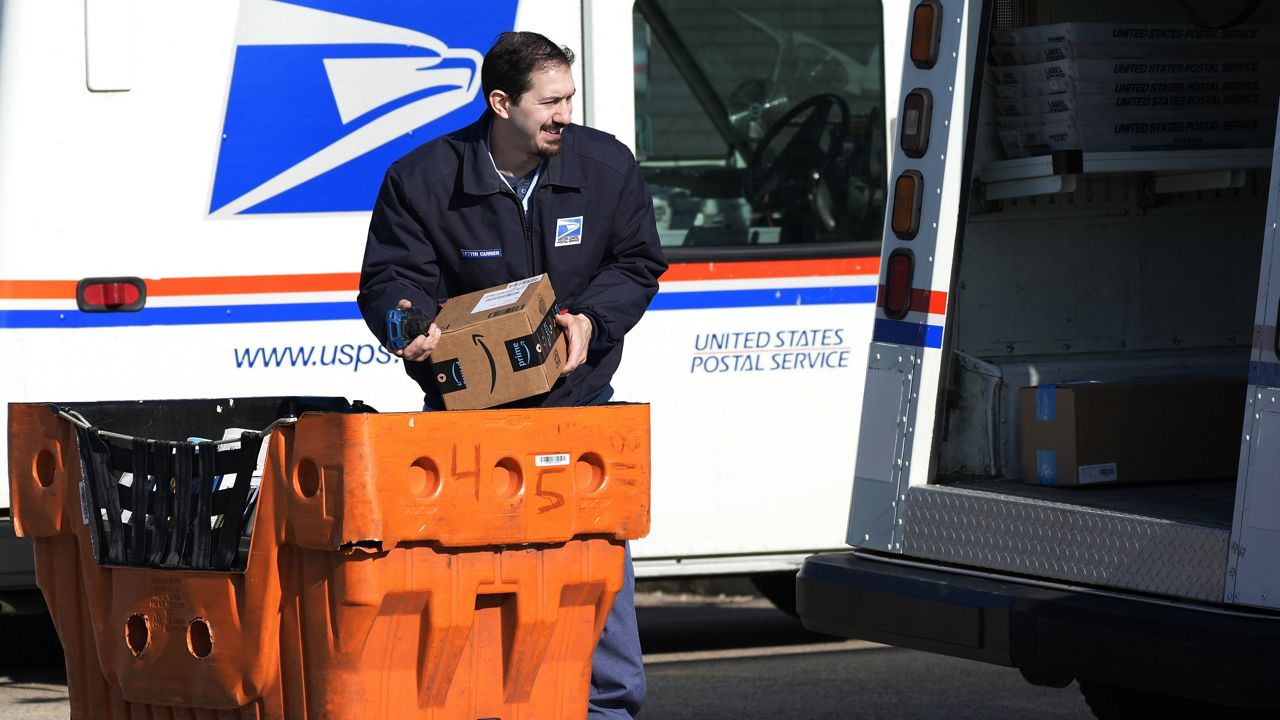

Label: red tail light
[77,277,146,312]
[884,251,914,319]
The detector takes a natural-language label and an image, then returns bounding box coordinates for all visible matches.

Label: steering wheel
[743,93,850,213]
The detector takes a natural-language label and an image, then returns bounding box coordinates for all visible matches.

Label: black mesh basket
[57,396,373,571]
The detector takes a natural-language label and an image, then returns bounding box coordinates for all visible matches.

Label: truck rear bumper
[798,551,1280,709]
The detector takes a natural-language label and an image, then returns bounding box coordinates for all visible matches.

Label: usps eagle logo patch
[555,216,583,247]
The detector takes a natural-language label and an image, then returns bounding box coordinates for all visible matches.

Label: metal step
[902,481,1231,603]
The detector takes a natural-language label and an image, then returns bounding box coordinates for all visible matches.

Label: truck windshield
[634,0,886,250]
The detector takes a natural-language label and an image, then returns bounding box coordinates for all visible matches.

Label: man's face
[503,64,575,158]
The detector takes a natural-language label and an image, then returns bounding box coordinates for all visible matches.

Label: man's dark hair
[482,32,576,107]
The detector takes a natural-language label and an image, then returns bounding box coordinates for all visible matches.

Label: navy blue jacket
[357,116,668,408]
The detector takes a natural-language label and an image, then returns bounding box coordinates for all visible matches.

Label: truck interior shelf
[976,148,1273,200]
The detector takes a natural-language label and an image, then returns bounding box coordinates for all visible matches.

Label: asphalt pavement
[0,612,66,719]
[637,590,1093,720]
[0,587,1096,719]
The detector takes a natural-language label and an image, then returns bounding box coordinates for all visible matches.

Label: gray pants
[583,386,645,718]
[589,542,645,718]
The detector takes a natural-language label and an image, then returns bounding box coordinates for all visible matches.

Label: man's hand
[555,311,593,376]
[392,299,440,362]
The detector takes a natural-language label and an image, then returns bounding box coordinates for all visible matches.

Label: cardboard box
[992,58,1280,87]
[994,75,1279,100]
[992,22,1280,49]
[996,114,1275,158]
[990,42,1279,68]
[995,90,1275,119]
[430,274,566,410]
[1018,378,1245,487]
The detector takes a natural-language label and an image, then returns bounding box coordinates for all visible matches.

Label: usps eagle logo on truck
[210,0,517,216]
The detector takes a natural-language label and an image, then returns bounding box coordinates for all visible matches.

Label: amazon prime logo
[210,0,517,216]
[511,339,531,368]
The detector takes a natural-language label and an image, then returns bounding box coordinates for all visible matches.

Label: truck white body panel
[0,0,908,581]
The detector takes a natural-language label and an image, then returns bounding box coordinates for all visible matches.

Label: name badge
[555,216,583,247]
[460,248,503,259]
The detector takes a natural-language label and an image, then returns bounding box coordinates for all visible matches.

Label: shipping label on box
[1017,378,1245,487]
[428,275,567,410]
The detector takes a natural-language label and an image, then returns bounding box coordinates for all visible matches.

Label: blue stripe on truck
[649,285,877,310]
[0,285,880,328]
[1249,361,1280,388]
[872,319,945,348]
[0,303,362,328]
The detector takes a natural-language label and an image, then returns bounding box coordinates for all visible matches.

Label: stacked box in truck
[1017,378,1244,487]
[988,22,1280,157]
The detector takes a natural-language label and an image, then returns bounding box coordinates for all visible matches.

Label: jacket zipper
[503,190,536,278]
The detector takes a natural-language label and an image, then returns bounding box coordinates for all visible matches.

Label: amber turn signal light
[911,0,943,69]
[891,171,924,239]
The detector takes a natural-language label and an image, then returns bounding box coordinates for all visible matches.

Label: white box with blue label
[429,274,566,410]
[1017,378,1244,487]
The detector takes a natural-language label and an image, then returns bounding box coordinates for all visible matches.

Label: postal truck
[0,0,907,613]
